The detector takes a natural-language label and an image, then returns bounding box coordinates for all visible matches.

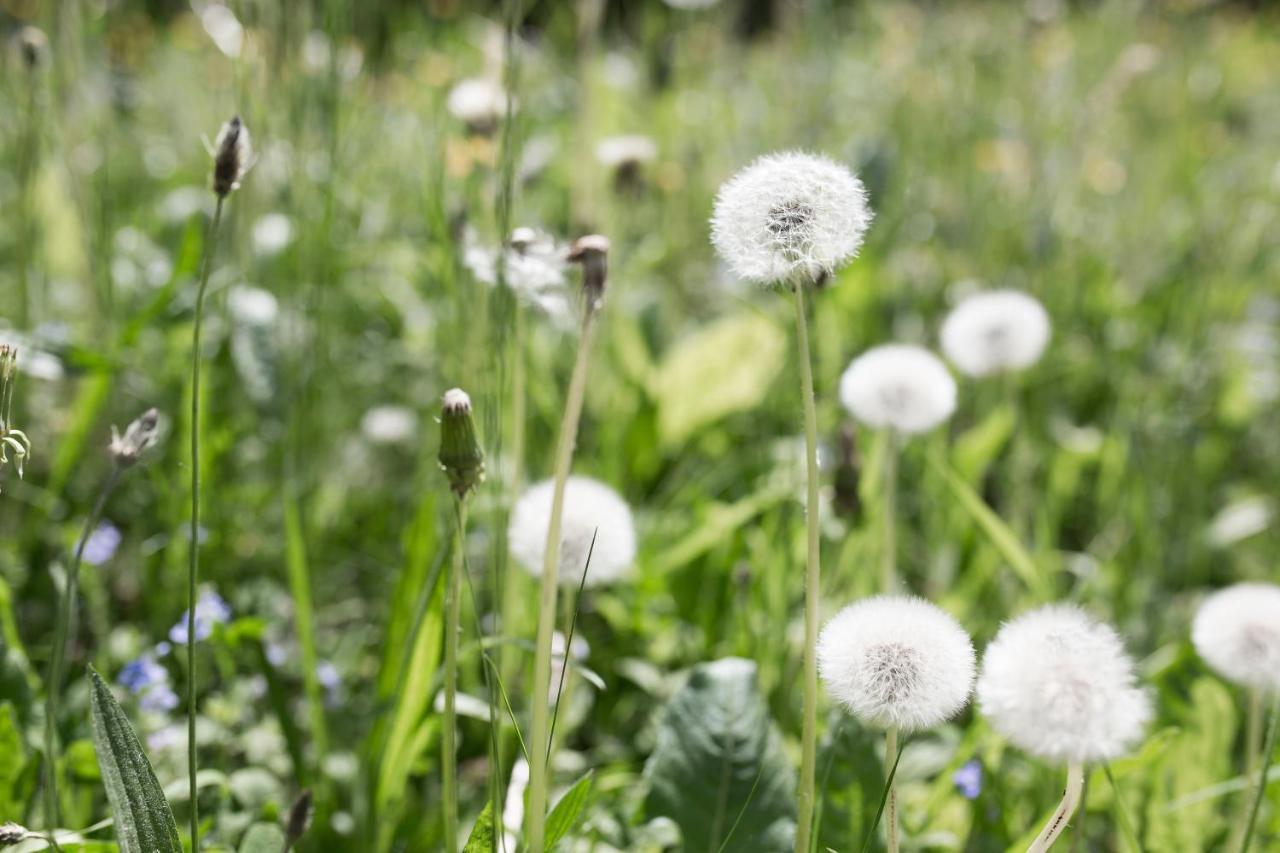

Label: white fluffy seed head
[509,476,636,587]
[711,151,872,285]
[447,78,512,132]
[1192,583,1280,692]
[978,605,1151,765]
[838,344,957,434]
[596,135,658,168]
[817,596,975,732]
[940,290,1051,377]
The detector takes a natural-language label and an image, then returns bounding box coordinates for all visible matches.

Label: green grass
[1,1,1278,850]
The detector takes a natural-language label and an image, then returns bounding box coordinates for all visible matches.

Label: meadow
[1,1,1279,851]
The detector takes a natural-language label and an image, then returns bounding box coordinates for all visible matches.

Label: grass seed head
[978,605,1151,765]
[839,344,957,435]
[818,595,975,732]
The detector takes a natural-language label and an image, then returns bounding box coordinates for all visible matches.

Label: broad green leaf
[815,715,883,853]
[929,453,1047,598]
[546,771,594,849]
[239,822,286,853]
[643,658,795,852]
[654,312,785,446]
[0,702,25,817]
[87,667,182,853]
[462,802,495,853]
[952,404,1016,483]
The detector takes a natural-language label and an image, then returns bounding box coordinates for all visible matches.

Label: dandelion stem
[442,499,467,853]
[525,302,598,851]
[791,282,820,853]
[1238,691,1280,853]
[884,726,900,853]
[1028,762,1085,853]
[43,464,122,844]
[881,429,898,594]
[188,195,224,851]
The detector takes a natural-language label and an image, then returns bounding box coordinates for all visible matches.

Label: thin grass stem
[884,727,900,853]
[881,429,898,594]
[1238,691,1280,853]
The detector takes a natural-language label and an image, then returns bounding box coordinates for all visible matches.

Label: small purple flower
[83,522,122,566]
[119,654,167,694]
[953,759,983,800]
[169,589,233,645]
[139,683,179,713]
[265,641,289,667]
[147,724,185,753]
[317,660,342,706]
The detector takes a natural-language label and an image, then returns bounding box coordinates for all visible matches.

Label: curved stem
[884,726,900,853]
[188,196,224,851]
[525,305,598,851]
[442,499,467,852]
[792,283,820,853]
[1238,692,1280,853]
[881,429,898,594]
[43,465,123,844]
[1028,763,1085,853]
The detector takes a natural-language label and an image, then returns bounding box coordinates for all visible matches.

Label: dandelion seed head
[447,78,512,133]
[977,605,1151,764]
[509,476,636,587]
[16,26,49,70]
[839,344,957,434]
[817,595,975,732]
[596,135,658,168]
[711,151,872,285]
[941,290,1051,377]
[1193,582,1280,692]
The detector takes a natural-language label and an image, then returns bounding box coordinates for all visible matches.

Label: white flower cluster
[711,152,872,285]
[509,476,636,587]
[977,606,1150,765]
[1193,582,1280,692]
[839,344,956,434]
[941,290,1051,377]
[818,595,975,732]
[464,227,572,321]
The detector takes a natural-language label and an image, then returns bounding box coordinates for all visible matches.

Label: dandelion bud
[212,115,252,198]
[509,476,636,587]
[567,234,610,311]
[109,408,161,467]
[940,289,1051,377]
[0,346,31,487]
[817,595,975,732]
[596,135,657,193]
[438,388,484,498]
[16,26,48,70]
[978,605,1151,765]
[285,788,314,848]
[711,151,872,286]
[839,344,957,435]
[1192,582,1280,693]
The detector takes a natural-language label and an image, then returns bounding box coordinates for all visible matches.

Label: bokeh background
[1,0,1278,850]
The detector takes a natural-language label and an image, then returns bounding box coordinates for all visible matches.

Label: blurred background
[1,0,1278,850]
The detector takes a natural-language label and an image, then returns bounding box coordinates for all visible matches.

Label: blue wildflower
[169,589,232,645]
[119,654,167,694]
[317,660,342,706]
[83,522,122,566]
[139,683,179,713]
[953,759,983,800]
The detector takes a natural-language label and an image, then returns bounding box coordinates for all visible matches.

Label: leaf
[654,312,785,446]
[239,822,286,853]
[643,658,795,853]
[87,667,182,853]
[0,702,25,817]
[462,802,495,853]
[951,404,1016,483]
[815,715,885,852]
[545,771,594,849]
[929,452,1047,597]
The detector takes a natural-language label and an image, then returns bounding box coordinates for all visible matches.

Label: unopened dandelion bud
[0,822,28,846]
[109,407,161,467]
[567,234,610,311]
[509,227,539,253]
[285,788,314,847]
[212,115,252,198]
[16,26,48,70]
[438,388,484,498]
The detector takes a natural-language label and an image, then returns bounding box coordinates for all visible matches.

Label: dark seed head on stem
[438,389,484,498]
[16,26,48,71]
[567,234,610,312]
[285,789,313,848]
[212,115,252,198]
[109,408,162,467]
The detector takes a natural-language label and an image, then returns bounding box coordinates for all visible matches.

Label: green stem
[188,196,224,851]
[884,726,900,853]
[525,304,598,851]
[1028,763,1085,853]
[442,499,467,852]
[43,465,122,843]
[1238,692,1280,853]
[881,429,898,594]
[792,283,820,853]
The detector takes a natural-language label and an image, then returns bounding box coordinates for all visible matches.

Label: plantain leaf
[643,658,795,852]
[545,771,594,849]
[87,666,182,853]
[462,801,495,853]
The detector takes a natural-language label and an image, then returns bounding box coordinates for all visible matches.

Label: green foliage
[644,658,796,852]
[86,667,182,853]
[546,771,595,849]
[239,822,287,853]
